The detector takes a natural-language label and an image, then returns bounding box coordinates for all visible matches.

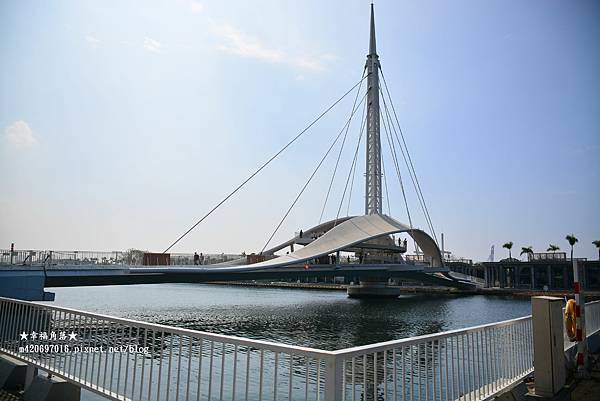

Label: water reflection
[46,284,531,350]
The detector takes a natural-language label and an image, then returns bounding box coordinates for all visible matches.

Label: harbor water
[41,284,531,401]
[46,284,531,351]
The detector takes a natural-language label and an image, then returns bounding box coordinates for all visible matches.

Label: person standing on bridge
[200,252,204,265]
[193,252,200,265]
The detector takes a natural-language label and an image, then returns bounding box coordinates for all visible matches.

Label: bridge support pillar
[0,355,36,392]
[347,279,400,298]
[0,269,55,301]
[24,374,80,401]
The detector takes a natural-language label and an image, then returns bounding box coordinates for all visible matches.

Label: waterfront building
[482,258,600,291]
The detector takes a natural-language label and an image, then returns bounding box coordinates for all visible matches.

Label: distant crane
[487,245,495,262]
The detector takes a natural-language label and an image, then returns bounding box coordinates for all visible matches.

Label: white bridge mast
[364,3,382,215]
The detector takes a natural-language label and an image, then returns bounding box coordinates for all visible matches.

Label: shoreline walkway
[207,280,600,300]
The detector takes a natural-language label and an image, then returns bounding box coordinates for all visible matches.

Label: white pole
[573,259,588,377]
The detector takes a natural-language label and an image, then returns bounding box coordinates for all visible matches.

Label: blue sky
[1,0,598,261]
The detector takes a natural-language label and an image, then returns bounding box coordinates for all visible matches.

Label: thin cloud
[143,37,162,53]
[4,120,37,148]
[189,1,204,14]
[85,35,101,48]
[210,22,327,73]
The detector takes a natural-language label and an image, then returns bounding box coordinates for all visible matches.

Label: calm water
[41,284,532,401]
[47,283,531,350]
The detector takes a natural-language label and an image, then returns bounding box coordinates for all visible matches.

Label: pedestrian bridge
[1,214,479,301]
[0,261,474,302]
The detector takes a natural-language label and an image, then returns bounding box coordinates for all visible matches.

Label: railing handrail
[3,296,598,401]
[4,296,598,357]
[0,296,333,358]
[0,295,538,359]
[332,314,533,356]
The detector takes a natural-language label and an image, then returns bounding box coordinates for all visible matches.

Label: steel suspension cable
[380,90,436,248]
[345,113,365,217]
[260,91,368,253]
[380,97,412,225]
[379,85,437,244]
[345,144,360,216]
[336,92,369,223]
[381,155,391,216]
[380,101,418,252]
[162,75,369,253]
[379,67,438,244]
[319,67,367,224]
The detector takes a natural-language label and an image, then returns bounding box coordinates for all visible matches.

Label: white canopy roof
[249,214,442,269]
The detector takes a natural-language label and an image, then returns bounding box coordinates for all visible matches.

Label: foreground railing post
[324,354,343,401]
[573,259,588,377]
[532,296,566,397]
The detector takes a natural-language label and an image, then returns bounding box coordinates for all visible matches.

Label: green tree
[121,248,145,265]
[565,234,578,261]
[547,244,560,253]
[520,246,534,261]
[502,242,514,260]
[593,240,600,261]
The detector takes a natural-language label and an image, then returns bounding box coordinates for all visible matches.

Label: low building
[482,253,599,291]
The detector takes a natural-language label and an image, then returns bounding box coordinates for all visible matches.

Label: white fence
[1,297,599,401]
[0,297,332,401]
[0,249,243,267]
[447,271,485,287]
[563,300,600,351]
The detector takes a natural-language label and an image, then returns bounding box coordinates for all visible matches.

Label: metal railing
[0,250,124,266]
[0,249,49,266]
[447,271,486,287]
[169,253,243,266]
[0,249,244,267]
[0,297,333,401]
[335,317,533,401]
[0,297,535,401]
[2,298,599,400]
[563,300,600,351]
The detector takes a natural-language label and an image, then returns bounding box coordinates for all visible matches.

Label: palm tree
[547,244,560,253]
[565,234,578,261]
[593,240,600,261]
[520,246,534,261]
[503,242,513,260]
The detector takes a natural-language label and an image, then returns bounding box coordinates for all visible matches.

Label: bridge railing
[2,297,600,401]
[0,249,49,266]
[169,253,243,266]
[0,249,244,267]
[332,316,533,401]
[563,300,600,351]
[0,250,125,266]
[0,297,333,401]
[447,271,486,287]
[51,251,125,266]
